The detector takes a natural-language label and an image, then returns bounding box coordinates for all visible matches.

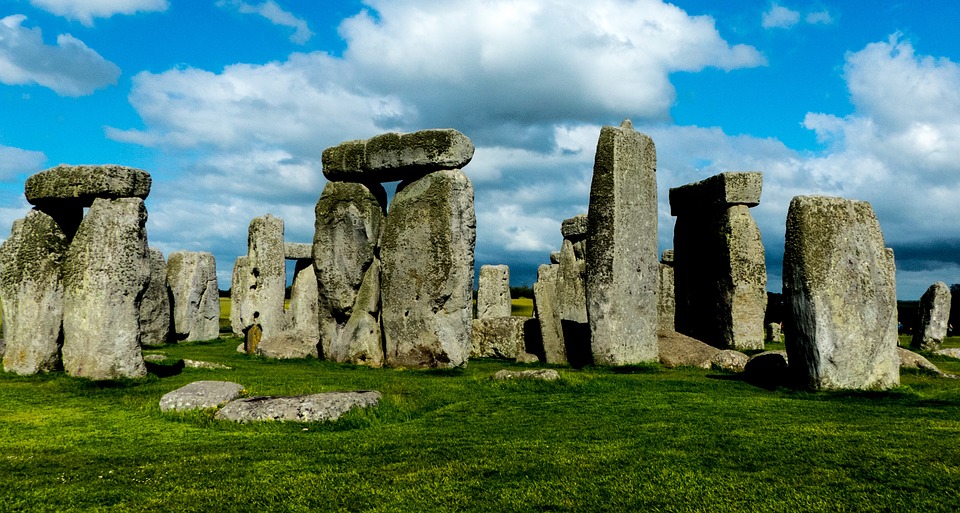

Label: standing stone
[477,265,511,319]
[585,120,659,365]
[313,181,386,359]
[533,264,566,364]
[140,248,172,346]
[61,198,150,380]
[167,251,220,342]
[783,196,899,390]
[229,255,254,338]
[0,210,67,374]
[233,215,286,344]
[912,282,951,351]
[670,172,766,350]
[286,259,320,341]
[381,169,476,368]
[765,322,782,343]
[328,259,384,367]
[658,250,676,332]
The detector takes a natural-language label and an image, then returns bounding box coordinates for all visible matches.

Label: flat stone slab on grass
[493,369,560,381]
[160,381,245,412]
[935,348,960,359]
[215,391,382,423]
[25,164,151,206]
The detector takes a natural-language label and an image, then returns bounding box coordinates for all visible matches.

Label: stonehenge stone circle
[670,172,766,350]
[167,251,220,342]
[381,168,476,368]
[0,210,67,374]
[912,281,951,351]
[61,198,150,380]
[533,263,566,364]
[139,248,172,347]
[322,129,475,183]
[658,250,675,332]
[585,120,659,365]
[783,195,899,390]
[477,264,511,319]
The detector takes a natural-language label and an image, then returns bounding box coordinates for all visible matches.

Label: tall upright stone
[557,215,588,324]
[139,248,172,346]
[783,195,899,390]
[330,259,384,367]
[286,259,320,341]
[670,172,766,350]
[658,250,676,332]
[0,210,67,374]
[61,198,150,380]
[912,281,951,351]
[477,265,511,319]
[533,263,566,364]
[167,251,219,342]
[232,215,286,348]
[313,181,386,360]
[585,120,659,365]
[229,255,254,338]
[381,169,476,368]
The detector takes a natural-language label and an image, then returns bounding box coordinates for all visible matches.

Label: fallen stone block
[493,369,560,381]
[657,330,719,369]
[159,381,245,412]
[215,391,382,423]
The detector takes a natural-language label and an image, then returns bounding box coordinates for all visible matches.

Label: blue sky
[2,0,959,300]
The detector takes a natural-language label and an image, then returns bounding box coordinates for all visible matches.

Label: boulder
[381,169,476,368]
[783,196,899,390]
[139,248,172,346]
[61,198,150,380]
[322,129,474,183]
[493,369,560,381]
[167,251,219,342]
[256,330,320,359]
[477,264,511,319]
[0,210,67,374]
[897,347,949,376]
[471,316,531,359]
[215,391,382,423]
[743,351,789,389]
[159,381,245,412]
[912,282,951,351]
[516,352,541,364]
[586,120,659,365]
[711,350,749,373]
[657,330,720,369]
[533,264,566,364]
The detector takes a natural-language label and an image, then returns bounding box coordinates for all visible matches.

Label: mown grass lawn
[2,331,960,512]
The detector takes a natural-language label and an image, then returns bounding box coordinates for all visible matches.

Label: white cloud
[29,0,168,26]
[0,144,46,181]
[762,4,800,29]
[0,15,120,96]
[805,10,833,25]
[218,1,313,44]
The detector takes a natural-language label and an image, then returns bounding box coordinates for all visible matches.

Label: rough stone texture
[560,214,588,241]
[0,210,67,374]
[182,359,231,370]
[912,282,951,351]
[549,251,561,264]
[657,330,720,369]
[658,260,675,332]
[557,239,587,324]
[936,348,960,359]
[313,181,386,359]
[61,198,150,380]
[139,248,171,346]
[711,350,749,373]
[283,243,312,260]
[25,164,152,208]
[232,215,286,344]
[669,171,762,215]
[585,120,659,365]
[533,264,566,364]
[671,172,766,351]
[493,369,560,381]
[897,347,949,377]
[381,169,476,368]
[516,352,540,364]
[159,381,245,412]
[256,330,320,359]
[661,250,674,264]
[286,259,320,342]
[326,259,384,367]
[471,317,531,359]
[477,265,511,319]
[744,351,789,389]
[783,196,899,390]
[167,251,219,342]
[215,391,382,423]
[765,322,782,343]
[322,129,475,183]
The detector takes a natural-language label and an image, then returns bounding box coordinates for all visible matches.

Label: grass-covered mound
[2,334,960,512]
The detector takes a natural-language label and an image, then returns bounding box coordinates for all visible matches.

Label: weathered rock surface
[256,330,320,359]
[61,198,150,380]
[139,248,171,346]
[711,350,750,373]
[328,260,384,367]
[159,381,245,412]
[229,256,253,338]
[560,214,588,241]
[232,215,286,346]
[657,330,720,369]
[516,352,540,364]
[557,238,587,324]
[912,282,951,351]
[283,242,312,260]
[586,120,659,365]
[167,251,219,342]
[897,347,949,376]
[182,359,231,370]
[477,265,511,319]
[936,348,960,359]
[744,350,789,388]
[765,322,782,343]
[25,164,152,207]
[0,210,67,374]
[471,317,531,359]
[493,369,560,381]
[285,259,320,342]
[215,391,382,423]
[658,252,675,332]
[669,171,762,212]
[314,181,385,358]
[534,264,566,364]
[322,129,474,183]
[549,251,561,264]
[783,196,899,390]
[381,169,476,368]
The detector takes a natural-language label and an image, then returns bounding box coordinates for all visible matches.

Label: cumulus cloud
[0,144,47,181]
[0,15,120,96]
[29,0,168,26]
[762,4,800,29]
[218,1,314,44]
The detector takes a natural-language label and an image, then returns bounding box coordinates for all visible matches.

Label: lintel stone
[322,129,474,183]
[560,214,589,241]
[669,171,761,216]
[284,242,312,260]
[25,164,151,207]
